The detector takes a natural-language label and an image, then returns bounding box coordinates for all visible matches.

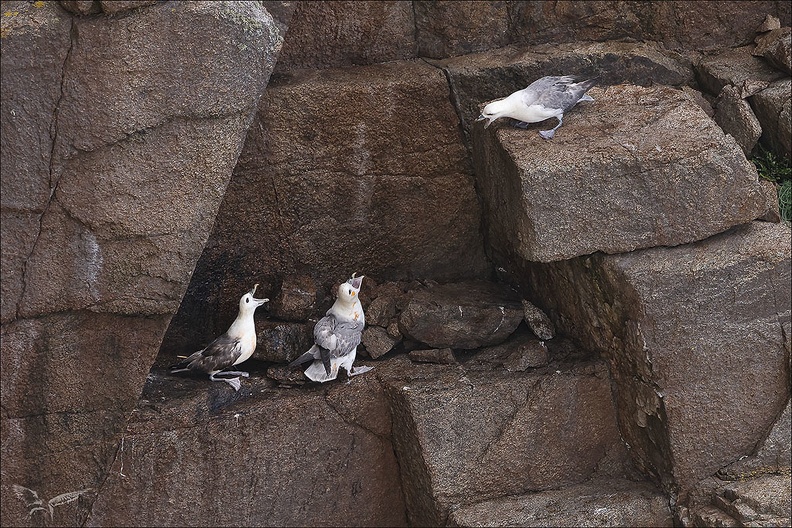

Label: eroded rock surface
[519,221,791,492]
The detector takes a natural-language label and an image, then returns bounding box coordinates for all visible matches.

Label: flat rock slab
[522,221,791,491]
[398,281,524,349]
[87,371,406,527]
[447,477,672,527]
[473,83,773,262]
[385,361,624,526]
[695,45,787,97]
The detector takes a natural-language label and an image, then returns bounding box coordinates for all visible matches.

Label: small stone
[362,326,399,359]
[386,320,402,339]
[266,365,308,386]
[522,299,555,340]
[756,14,781,34]
[503,340,549,371]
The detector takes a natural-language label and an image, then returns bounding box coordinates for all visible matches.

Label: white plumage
[170,284,268,391]
[477,75,597,139]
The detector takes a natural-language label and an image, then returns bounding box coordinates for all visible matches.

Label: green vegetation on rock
[752,146,791,223]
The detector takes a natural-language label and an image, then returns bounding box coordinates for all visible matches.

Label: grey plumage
[477,75,598,139]
[289,274,373,383]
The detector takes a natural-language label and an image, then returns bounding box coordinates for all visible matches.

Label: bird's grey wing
[187,333,242,373]
[535,77,595,111]
[329,321,363,359]
[313,314,338,350]
[521,76,574,105]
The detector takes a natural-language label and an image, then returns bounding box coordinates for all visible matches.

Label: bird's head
[338,273,364,303]
[239,283,269,313]
[476,99,507,129]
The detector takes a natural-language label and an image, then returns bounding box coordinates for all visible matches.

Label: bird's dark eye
[245,298,249,303]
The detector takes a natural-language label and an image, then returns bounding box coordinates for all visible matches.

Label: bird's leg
[349,366,374,377]
[217,370,249,378]
[539,117,563,140]
[210,373,241,391]
[513,120,530,129]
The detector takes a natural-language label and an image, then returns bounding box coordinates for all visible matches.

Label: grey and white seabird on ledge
[170,284,269,391]
[289,273,373,383]
[476,75,598,139]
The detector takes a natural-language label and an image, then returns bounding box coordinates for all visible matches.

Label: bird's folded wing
[329,321,363,359]
[313,315,338,350]
[188,333,242,372]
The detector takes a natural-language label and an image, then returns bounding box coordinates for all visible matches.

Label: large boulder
[518,221,791,493]
[0,1,283,525]
[472,84,773,262]
[753,26,792,74]
[385,359,631,526]
[161,59,491,358]
[273,0,415,71]
[694,45,786,97]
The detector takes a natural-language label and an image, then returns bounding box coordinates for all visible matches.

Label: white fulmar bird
[476,75,598,139]
[170,284,269,391]
[289,273,373,383]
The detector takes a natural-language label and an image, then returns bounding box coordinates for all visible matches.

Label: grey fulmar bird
[477,75,598,139]
[289,273,373,383]
[170,284,268,391]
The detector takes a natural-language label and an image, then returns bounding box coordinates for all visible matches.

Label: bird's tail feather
[289,346,319,367]
[304,360,338,383]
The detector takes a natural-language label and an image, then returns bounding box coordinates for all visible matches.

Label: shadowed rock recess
[1,1,790,527]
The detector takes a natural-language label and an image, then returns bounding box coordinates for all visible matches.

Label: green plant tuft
[752,145,791,223]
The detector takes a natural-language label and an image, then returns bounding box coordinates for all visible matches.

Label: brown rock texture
[519,221,791,492]
[1,1,283,525]
[161,59,491,359]
[447,477,673,527]
[473,84,772,262]
[751,79,792,161]
[398,281,524,349]
[386,360,631,526]
[86,372,407,527]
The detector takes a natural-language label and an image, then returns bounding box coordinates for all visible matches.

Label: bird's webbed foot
[210,373,242,391]
[512,120,530,129]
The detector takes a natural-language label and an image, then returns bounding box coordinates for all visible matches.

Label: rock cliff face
[1,1,285,525]
[1,1,790,527]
